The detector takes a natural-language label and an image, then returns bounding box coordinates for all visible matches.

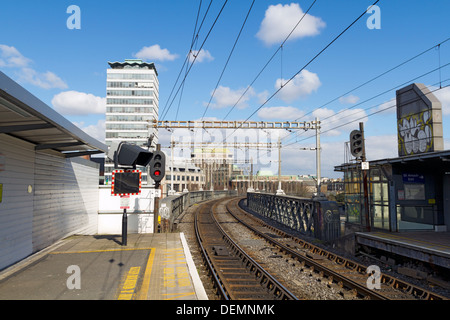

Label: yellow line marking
[117,266,141,300]
[162,292,195,300]
[50,248,153,254]
[165,248,183,252]
[137,248,156,300]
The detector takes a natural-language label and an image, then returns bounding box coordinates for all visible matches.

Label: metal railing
[246,192,341,241]
[161,190,238,231]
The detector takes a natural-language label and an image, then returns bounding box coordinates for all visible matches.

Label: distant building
[191,148,234,190]
[162,157,205,194]
[104,59,159,184]
[232,171,321,196]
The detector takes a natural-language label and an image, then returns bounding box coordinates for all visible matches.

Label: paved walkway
[0,233,207,300]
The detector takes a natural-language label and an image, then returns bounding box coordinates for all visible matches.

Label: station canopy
[0,71,107,157]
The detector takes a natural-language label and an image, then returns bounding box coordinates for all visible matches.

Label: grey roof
[335,149,450,172]
[0,71,107,157]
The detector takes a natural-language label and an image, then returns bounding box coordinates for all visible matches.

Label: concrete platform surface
[0,233,207,300]
[356,231,450,269]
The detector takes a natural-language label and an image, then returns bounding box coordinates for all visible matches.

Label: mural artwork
[398,110,433,156]
[396,83,443,157]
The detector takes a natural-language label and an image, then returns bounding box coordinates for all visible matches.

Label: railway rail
[194,198,299,300]
[191,196,447,300]
[226,197,448,300]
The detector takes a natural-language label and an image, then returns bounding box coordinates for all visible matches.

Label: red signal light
[154,170,161,176]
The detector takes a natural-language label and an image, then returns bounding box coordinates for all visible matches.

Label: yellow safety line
[137,248,156,300]
[117,267,141,300]
[49,248,153,254]
[162,292,196,300]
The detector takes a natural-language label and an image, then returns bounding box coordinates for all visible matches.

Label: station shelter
[335,150,450,233]
[0,71,107,271]
[335,83,449,234]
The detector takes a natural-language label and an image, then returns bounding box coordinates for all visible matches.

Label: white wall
[0,135,34,271]
[32,153,99,252]
[0,134,100,270]
[97,186,156,234]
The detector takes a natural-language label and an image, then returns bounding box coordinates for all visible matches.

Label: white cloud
[432,85,450,115]
[311,107,335,120]
[189,49,214,63]
[208,86,256,109]
[375,97,396,114]
[0,44,31,67]
[135,44,178,62]
[339,94,360,105]
[257,90,270,104]
[0,44,67,90]
[256,3,325,46]
[281,133,399,178]
[374,85,450,116]
[365,134,397,160]
[257,106,304,120]
[73,119,106,143]
[52,91,106,115]
[312,107,368,136]
[276,69,321,102]
[18,68,68,90]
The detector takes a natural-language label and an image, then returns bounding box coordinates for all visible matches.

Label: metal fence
[161,190,238,231]
[247,192,341,242]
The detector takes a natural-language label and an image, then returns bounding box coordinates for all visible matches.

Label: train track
[225,197,448,301]
[192,196,447,300]
[194,197,299,300]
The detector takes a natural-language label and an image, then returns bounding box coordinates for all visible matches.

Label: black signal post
[151,144,166,232]
[359,122,371,232]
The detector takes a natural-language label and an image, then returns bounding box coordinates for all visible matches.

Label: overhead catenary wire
[284,79,450,148]
[281,37,450,144]
[222,0,319,121]
[292,37,450,123]
[161,0,229,121]
[159,0,213,120]
[283,61,450,146]
[223,0,381,142]
[174,0,206,121]
[201,0,256,120]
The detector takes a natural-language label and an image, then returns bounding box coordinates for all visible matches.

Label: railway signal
[107,141,153,169]
[350,123,370,232]
[107,141,154,245]
[149,149,166,187]
[350,129,364,159]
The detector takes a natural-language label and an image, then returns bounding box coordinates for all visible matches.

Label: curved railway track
[227,197,448,300]
[194,197,298,300]
[193,196,448,300]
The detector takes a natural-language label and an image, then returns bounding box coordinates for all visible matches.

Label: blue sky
[1,0,450,177]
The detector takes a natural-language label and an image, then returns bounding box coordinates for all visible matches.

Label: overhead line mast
[151,119,322,196]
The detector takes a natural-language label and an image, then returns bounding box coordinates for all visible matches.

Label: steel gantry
[155,119,322,195]
[149,120,319,131]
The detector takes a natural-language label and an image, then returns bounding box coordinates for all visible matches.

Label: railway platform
[355,231,450,270]
[0,233,208,300]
